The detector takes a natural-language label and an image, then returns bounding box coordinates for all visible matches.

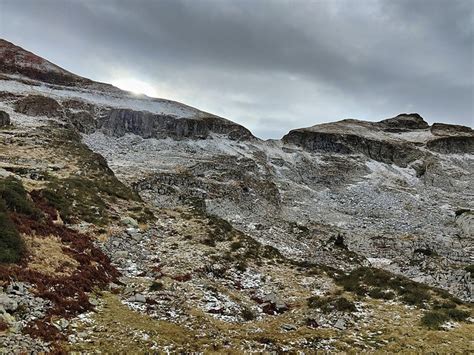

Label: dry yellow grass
[25,235,79,277]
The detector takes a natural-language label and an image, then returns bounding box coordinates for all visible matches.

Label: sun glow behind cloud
[111,78,158,97]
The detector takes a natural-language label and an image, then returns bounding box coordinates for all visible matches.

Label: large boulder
[66,111,96,134]
[14,95,61,118]
[0,110,10,126]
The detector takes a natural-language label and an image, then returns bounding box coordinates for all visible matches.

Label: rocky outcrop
[282,113,474,165]
[380,113,430,131]
[282,127,424,167]
[14,95,61,118]
[456,210,474,238]
[66,111,96,134]
[99,109,254,140]
[0,110,10,126]
[425,123,474,154]
[431,123,473,136]
[427,136,474,154]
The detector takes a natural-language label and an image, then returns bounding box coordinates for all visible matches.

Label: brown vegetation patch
[25,235,79,277]
[0,192,119,343]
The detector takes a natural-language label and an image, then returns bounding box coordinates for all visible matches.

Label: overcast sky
[1,0,473,138]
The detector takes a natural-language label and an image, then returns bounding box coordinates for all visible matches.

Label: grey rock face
[282,129,423,167]
[66,111,97,133]
[431,123,473,136]
[14,95,61,117]
[0,110,10,126]
[99,109,254,140]
[0,295,18,312]
[379,113,430,131]
[426,136,474,154]
[282,113,473,166]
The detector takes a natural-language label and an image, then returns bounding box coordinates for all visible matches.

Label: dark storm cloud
[0,0,472,138]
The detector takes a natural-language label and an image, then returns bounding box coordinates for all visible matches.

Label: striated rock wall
[426,136,474,154]
[98,108,254,140]
[282,130,424,167]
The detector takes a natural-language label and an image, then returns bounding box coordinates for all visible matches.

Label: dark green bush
[464,265,474,277]
[444,308,470,321]
[421,311,449,329]
[0,193,25,263]
[307,295,356,313]
[0,207,24,263]
[149,281,164,291]
[236,261,248,272]
[332,297,357,312]
[368,287,395,300]
[0,176,37,216]
[241,307,256,321]
[336,267,432,307]
[230,241,243,251]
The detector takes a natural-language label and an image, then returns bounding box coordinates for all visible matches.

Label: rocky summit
[0,39,473,353]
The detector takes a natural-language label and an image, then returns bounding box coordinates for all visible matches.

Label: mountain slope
[0,39,473,353]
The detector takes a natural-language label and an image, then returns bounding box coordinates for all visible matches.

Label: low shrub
[307,295,356,313]
[236,261,248,272]
[149,281,164,291]
[0,177,32,263]
[0,177,38,217]
[230,241,243,251]
[241,306,256,321]
[444,308,470,321]
[421,311,449,329]
[421,305,470,329]
[0,206,24,263]
[336,267,432,307]
[464,264,474,277]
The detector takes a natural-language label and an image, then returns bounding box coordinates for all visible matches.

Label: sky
[0,0,473,139]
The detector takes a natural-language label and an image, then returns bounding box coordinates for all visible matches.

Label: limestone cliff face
[282,114,427,166]
[428,123,474,154]
[282,113,473,166]
[282,130,423,166]
[98,108,254,140]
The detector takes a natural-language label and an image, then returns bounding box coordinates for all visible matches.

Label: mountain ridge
[0,39,473,353]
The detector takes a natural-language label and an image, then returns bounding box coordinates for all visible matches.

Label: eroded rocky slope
[0,39,473,352]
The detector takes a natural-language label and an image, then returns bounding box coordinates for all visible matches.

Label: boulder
[66,111,97,133]
[0,110,10,126]
[121,216,139,228]
[14,95,61,117]
[0,295,18,312]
